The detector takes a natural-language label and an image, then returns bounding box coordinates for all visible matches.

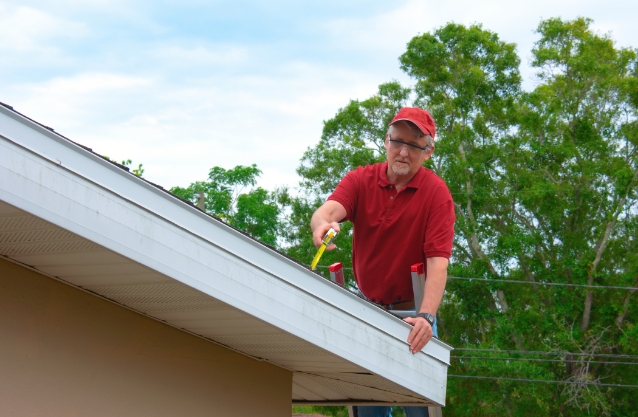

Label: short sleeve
[423,186,455,259]
[327,168,361,222]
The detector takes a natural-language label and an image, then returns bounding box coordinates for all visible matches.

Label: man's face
[384,122,433,179]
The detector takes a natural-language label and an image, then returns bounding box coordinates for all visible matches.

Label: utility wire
[311,265,638,291]
[447,375,638,389]
[454,349,638,360]
[312,264,638,363]
[451,356,638,366]
[447,276,638,291]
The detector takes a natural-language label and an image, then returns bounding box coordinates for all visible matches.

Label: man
[310,107,455,416]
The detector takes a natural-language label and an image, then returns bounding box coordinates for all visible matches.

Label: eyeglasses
[388,136,428,154]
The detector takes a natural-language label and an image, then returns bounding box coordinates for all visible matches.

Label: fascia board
[0,105,452,365]
[0,107,451,403]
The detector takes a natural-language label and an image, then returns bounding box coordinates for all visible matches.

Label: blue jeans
[353,406,430,417]
[353,318,438,417]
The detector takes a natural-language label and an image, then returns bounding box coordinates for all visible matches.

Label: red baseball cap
[389,107,436,139]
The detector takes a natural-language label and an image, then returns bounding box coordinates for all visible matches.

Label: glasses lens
[389,139,423,154]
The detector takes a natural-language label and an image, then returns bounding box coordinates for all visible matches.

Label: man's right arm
[310,200,347,249]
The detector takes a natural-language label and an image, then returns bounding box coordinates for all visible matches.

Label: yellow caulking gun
[311,228,338,271]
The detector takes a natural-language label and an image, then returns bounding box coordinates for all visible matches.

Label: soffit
[0,104,451,406]
[0,201,442,405]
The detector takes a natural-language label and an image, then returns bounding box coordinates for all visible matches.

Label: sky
[1,0,637,192]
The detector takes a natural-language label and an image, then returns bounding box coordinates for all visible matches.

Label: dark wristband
[416,313,435,327]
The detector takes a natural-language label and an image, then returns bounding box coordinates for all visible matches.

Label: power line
[451,356,638,366]
[311,265,638,291]
[447,276,638,291]
[448,375,638,389]
[446,189,628,197]
[454,349,638,360]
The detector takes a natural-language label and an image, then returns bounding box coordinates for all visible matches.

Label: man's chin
[392,162,410,176]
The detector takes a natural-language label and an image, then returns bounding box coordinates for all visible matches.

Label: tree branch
[581,169,638,330]
[615,277,638,329]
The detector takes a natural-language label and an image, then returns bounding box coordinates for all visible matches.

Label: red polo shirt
[327,162,455,305]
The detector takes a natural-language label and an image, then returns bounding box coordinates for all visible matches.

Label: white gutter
[0,105,451,404]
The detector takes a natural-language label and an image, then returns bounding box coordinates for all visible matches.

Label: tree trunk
[581,170,638,330]
[615,277,638,328]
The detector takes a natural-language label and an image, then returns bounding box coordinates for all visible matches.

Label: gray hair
[388,121,434,150]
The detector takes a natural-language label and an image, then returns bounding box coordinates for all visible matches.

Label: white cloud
[323,0,638,91]
[29,72,152,94]
[3,0,637,193]
[323,0,428,54]
[13,73,154,129]
[149,44,250,69]
[0,4,88,51]
[6,60,380,191]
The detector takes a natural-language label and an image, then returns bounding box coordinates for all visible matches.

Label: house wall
[0,258,292,417]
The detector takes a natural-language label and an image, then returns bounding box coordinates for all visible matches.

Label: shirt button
[390,197,393,200]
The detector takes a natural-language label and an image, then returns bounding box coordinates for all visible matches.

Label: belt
[380,299,415,311]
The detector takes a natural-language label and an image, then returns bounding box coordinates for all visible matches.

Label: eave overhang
[0,104,451,405]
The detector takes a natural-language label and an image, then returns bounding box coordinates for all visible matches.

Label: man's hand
[310,200,346,250]
[403,316,433,354]
[312,222,341,250]
[403,257,448,353]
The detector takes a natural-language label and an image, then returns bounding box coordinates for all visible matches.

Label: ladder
[328,262,425,318]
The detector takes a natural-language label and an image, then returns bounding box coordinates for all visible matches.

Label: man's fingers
[409,326,427,353]
[312,228,328,247]
[406,320,425,344]
[312,223,341,248]
[411,329,432,353]
[410,325,432,353]
[404,317,417,343]
[412,330,432,354]
[404,317,423,342]
[404,317,433,354]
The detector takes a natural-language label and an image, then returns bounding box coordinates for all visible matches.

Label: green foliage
[171,164,261,220]
[291,406,406,416]
[279,192,356,285]
[120,159,145,177]
[437,18,637,415]
[400,22,522,278]
[164,17,637,416]
[292,405,348,417]
[400,22,521,133]
[233,187,280,246]
[287,18,638,416]
[102,156,145,177]
[170,164,281,246]
[297,81,410,196]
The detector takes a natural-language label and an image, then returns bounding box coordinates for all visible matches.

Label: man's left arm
[404,256,449,354]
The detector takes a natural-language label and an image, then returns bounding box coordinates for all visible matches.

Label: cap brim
[389,118,430,136]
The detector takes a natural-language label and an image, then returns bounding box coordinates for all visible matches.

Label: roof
[0,102,451,406]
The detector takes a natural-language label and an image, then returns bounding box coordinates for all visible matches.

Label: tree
[288,19,638,416]
[418,18,638,416]
[399,21,524,347]
[170,164,282,246]
[490,17,637,415]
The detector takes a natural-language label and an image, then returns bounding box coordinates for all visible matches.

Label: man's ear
[423,145,435,161]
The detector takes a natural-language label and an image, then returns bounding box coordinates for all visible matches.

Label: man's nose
[399,147,410,157]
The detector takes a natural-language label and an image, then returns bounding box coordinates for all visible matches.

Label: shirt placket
[383,185,398,220]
